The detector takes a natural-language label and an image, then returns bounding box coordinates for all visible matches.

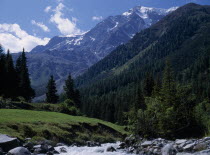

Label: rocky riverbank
[119,135,210,155]
[0,134,109,155]
[1,133,210,155]
[0,134,62,155]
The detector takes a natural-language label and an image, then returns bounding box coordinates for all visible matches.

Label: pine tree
[63,74,81,107]
[5,50,18,99]
[46,75,59,103]
[16,49,35,101]
[143,72,155,97]
[136,85,146,110]
[153,75,162,97]
[64,74,75,100]
[0,46,6,96]
[160,60,176,107]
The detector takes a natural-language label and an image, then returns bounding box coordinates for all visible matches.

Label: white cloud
[50,3,81,36]
[0,23,50,53]
[92,16,103,21]
[44,6,52,13]
[31,20,50,32]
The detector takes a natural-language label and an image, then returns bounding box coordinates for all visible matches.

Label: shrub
[64,99,75,107]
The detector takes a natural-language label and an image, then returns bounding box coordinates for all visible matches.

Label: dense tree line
[75,4,210,138]
[128,61,209,139]
[0,46,35,101]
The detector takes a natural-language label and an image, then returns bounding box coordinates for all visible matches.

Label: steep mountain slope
[26,6,175,99]
[75,3,210,122]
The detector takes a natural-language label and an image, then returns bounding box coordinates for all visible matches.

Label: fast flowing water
[55,142,134,155]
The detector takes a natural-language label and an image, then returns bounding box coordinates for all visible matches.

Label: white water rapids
[55,142,134,155]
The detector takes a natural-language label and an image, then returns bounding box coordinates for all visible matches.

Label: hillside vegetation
[0,109,127,144]
[75,3,210,138]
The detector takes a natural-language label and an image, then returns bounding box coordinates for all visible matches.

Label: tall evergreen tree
[64,74,75,100]
[160,60,176,107]
[5,50,18,99]
[136,85,146,111]
[63,74,81,107]
[143,72,155,97]
[153,75,162,97]
[16,49,35,101]
[46,75,59,103]
[0,46,6,96]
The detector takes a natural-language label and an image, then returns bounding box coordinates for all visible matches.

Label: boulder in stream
[0,134,19,152]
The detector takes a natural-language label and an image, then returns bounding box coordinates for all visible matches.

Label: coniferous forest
[0,3,209,147]
[75,3,210,138]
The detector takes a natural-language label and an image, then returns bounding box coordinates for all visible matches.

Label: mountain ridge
[22,5,176,100]
[74,3,210,123]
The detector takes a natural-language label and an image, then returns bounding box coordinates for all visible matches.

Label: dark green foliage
[143,72,155,97]
[74,3,210,137]
[63,74,81,108]
[46,75,59,104]
[135,86,146,111]
[134,63,205,139]
[0,46,34,101]
[64,74,75,100]
[0,46,6,96]
[152,76,162,96]
[5,50,18,99]
[16,49,35,101]
[160,61,176,108]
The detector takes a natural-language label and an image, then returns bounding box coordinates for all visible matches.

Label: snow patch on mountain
[74,36,84,46]
[110,22,119,31]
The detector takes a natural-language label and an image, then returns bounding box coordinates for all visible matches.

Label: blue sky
[0,0,210,52]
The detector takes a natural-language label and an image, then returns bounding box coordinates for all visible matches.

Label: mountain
[26,6,176,100]
[75,3,210,123]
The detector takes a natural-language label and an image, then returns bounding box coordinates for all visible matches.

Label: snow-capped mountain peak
[28,5,178,100]
[123,6,178,17]
[122,6,178,26]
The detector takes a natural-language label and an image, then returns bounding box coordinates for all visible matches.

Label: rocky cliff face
[27,6,176,100]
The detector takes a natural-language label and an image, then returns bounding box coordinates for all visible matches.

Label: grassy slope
[0,109,127,144]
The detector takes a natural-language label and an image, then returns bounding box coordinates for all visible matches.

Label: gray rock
[23,142,34,150]
[33,144,52,154]
[175,139,187,145]
[33,148,43,154]
[179,142,187,148]
[193,143,208,152]
[46,150,59,155]
[141,141,153,147]
[8,147,31,155]
[183,143,195,151]
[33,145,41,149]
[56,143,65,147]
[40,144,49,153]
[197,149,210,155]
[86,141,101,147]
[60,147,67,153]
[0,134,19,152]
[204,137,210,142]
[106,146,116,152]
[118,142,126,149]
[161,144,177,155]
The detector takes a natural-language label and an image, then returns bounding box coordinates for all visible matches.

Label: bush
[59,102,80,116]
[64,99,75,107]
[195,100,210,135]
